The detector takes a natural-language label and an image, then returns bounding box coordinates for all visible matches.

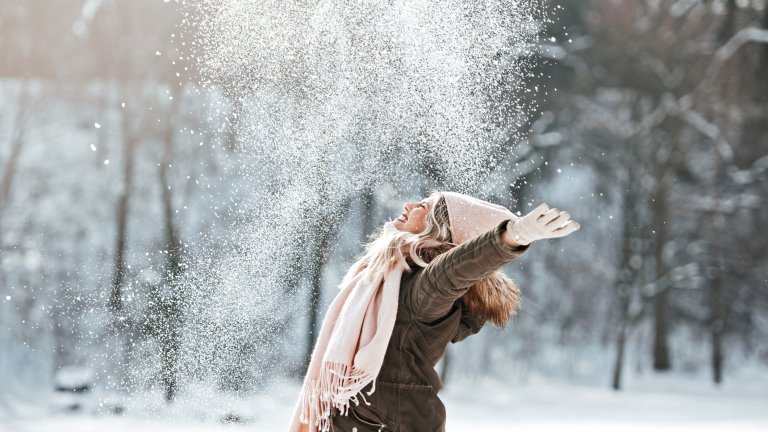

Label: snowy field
[2,369,767,432]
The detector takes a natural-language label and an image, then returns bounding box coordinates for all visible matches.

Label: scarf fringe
[298,361,377,432]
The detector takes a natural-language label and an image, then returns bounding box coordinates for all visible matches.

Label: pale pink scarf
[288,223,405,432]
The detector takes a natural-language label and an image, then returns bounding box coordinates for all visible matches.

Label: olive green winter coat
[330,219,530,432]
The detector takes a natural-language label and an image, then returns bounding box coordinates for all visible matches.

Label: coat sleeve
[403,219,530,322]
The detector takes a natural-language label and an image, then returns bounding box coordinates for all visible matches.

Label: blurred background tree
[0,0,766,408]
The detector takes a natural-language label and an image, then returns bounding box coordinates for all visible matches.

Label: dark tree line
[535,0,768,388]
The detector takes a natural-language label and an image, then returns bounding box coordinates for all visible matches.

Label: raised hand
[503,203,580,246]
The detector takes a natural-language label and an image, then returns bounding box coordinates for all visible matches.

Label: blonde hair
[345,191,451,277]
[345,191,521,327]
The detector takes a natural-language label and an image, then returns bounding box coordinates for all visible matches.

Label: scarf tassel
[298,361,377,432]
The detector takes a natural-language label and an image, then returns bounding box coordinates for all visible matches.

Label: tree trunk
[651,134,672,372]
[611,192,635,390]
[109,92,136,312]
[1,84,30,207]
[301,190,355,375]
[612,322,628,390]
[158,87,183,402]
[709,272,724,385]
[0,82,31,284]
[303,216,334,375]
[652,288,671,371]
[706,194,729,385]
[762,5,768,72]
[610,133,643,390]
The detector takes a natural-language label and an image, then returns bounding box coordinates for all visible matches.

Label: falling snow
[172,0,547,392]
[190,0,545,188]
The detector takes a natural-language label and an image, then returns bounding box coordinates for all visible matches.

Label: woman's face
[393,198,432,234]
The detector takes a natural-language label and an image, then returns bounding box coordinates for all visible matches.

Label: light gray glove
[504,203,580,246]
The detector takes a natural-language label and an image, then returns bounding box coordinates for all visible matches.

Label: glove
[505,203,580,246]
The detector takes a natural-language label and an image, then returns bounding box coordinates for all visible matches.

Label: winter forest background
[1,0,767,430]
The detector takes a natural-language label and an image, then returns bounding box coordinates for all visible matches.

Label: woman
[290,191,580,432]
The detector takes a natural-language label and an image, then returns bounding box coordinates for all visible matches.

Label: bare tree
[143,84,186,401]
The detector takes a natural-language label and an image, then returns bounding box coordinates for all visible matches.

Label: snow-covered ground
[443,373,768,432]
[2,368,767,432]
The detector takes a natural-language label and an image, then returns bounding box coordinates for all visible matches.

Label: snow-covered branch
[702,27,768,86]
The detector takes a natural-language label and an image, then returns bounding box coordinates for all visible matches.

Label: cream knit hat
[442,191,518,244]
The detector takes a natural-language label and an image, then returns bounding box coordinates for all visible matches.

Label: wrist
[503,220,531,247]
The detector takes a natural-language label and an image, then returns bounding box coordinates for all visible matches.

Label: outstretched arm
[404,203,580,322]
[404,219,529,322]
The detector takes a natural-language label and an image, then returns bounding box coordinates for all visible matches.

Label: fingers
[550,220,581,237]
[544,210,572,228]
[521,203,580,241]
[529,203,550,219]
[538,208,562,225]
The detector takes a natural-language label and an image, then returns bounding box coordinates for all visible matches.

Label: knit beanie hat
[442,191,518,244]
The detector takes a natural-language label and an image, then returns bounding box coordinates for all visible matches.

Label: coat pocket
[350,409,386,431]
[332,404,393,432]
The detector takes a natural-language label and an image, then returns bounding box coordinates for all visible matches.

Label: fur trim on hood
[462,271,521,327]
